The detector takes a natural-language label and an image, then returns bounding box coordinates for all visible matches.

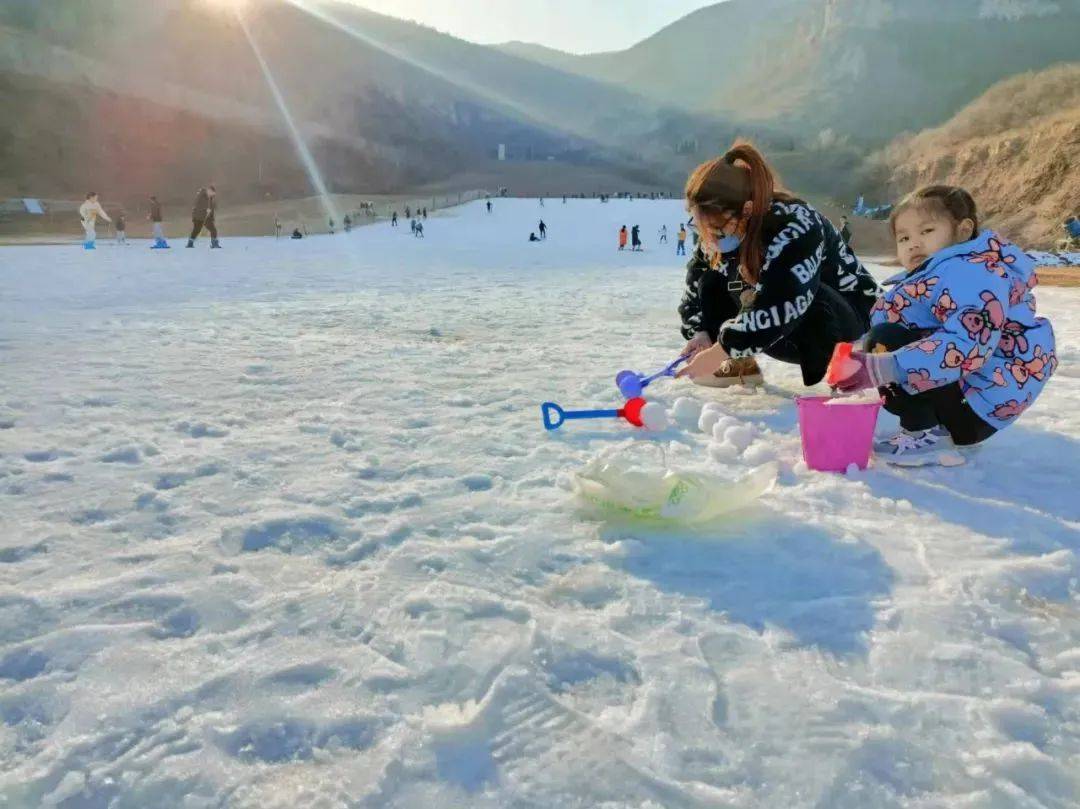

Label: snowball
[743,441,777,465]
[708,441,740,463]
[711,416,737,441]
[640,402,669,432]
[671,397,702,424]
[723,424,755,452]
[698,409,722,434]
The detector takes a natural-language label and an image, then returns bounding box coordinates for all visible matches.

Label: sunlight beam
[282,0,591,143]
[236,9,340,225]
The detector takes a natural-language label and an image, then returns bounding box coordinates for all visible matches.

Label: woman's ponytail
[722,142,783,285]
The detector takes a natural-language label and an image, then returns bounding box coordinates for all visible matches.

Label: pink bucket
[796,396,882,472]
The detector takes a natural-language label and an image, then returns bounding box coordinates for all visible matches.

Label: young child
[115,213,126,245]
[834,185,1056,466]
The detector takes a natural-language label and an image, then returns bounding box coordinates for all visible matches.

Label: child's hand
[833,350,899,393]
[676,343,730,380]
[682,332,714,359]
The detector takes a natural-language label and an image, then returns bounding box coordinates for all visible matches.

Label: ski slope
[1,199,1078,808]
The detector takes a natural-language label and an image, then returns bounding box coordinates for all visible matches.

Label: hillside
[876,63,1080,248]
[0,0,704,206]
[502,0,1080,145]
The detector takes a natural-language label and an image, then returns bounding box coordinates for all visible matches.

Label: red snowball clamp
[825,342,859,389]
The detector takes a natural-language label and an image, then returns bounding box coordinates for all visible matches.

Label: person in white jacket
[78,192,111,250]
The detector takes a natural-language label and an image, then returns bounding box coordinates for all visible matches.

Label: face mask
[718,234,742,254]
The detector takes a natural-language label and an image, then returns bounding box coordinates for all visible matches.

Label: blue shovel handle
[640,354,690,387]
[541,402,620,431]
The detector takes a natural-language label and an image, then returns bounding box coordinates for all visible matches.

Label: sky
[337,0,722,54]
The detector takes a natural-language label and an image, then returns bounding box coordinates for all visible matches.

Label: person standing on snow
[391,210,399,227]
[115,212,127,245]
[631,225,642,251]
[78,192,111,250]
[840,215,853,246]
[618,225,628,251]
[676,224,687,256]
[187,186,220,248]
[344,214,352,233]
[538,220,547,240]
[659,225,668,244]
[149,195,169,248]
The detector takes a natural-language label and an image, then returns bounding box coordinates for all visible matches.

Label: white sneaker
[875,427,965,467]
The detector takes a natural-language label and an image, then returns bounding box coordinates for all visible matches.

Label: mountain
[874,62,1080,248]
[0,0,716,204]
[502,0,1080,144]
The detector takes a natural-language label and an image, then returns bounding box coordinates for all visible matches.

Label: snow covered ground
[1,198,1078,808]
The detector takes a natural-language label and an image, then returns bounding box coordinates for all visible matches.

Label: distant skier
[115,213,127,245]
[78,192,111,250]
[631,225,642,251]
[539,197,545,207]
[392,211,398,227]
[618,225,628,251]
[676,224,687,256]
[405,205,411,219]
[344,214,352,233]
[415,221,424,238]
[410,219,417,235]
[659,224,668,244]
[149,195,169,249]
[329,217,335,235]
[187,186,220,248]
[274,216,282,239]
[486,200,493,213]
[538,220,547,240]
[422,207,428,220]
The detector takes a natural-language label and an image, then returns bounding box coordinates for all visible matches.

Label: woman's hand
[676,343,731,380]
[682,331,714,359]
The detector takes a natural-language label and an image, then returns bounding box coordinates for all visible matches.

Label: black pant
[190,217,218,241]
[865,323,996,446]
[698,272,867,386]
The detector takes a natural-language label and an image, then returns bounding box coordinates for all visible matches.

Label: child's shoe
[875,426,964,467]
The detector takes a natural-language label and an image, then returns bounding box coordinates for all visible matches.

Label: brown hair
[685,141,793,284]
[889,185,979,236]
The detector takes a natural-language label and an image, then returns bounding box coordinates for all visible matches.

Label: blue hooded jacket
[871,231,1057,427]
